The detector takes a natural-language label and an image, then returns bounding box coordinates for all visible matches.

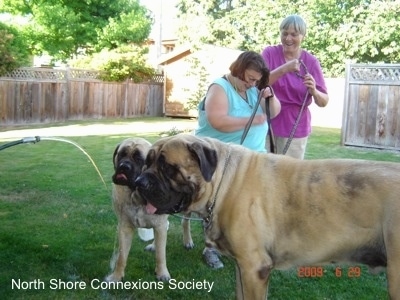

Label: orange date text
[297,266,324,278]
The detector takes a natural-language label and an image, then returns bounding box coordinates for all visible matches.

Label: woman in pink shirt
[261,15,329,159]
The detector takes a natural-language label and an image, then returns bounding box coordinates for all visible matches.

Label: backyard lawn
[1,118,399,299]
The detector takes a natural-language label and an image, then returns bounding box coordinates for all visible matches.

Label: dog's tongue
[146,202,158,214]
[116,173,127,180]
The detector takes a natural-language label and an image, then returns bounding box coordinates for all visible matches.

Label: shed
[158,44,243,117]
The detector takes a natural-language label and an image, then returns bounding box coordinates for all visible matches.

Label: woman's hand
[254,113,267,125]
[261,86,274,98]
[260,86,281,119]
[287,59,301,73]
[303,73,316,94]
[303,74,329,107]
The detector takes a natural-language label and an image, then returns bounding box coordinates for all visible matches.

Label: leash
[282,90,309,155]
[171,213,203,222]
[241,87,274,145]
[203,147,232,228]
[281,59,310,155]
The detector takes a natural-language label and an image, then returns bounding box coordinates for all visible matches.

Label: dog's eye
[164,164,179,178]
[158,155,179,178]
[132,151,145,164]
[118,150,127,161]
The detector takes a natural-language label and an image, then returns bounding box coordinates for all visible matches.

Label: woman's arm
[268,59,300,85]
[205,85,266,132]
[303,74,329,107]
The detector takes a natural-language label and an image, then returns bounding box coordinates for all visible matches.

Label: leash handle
[265,96,276,153]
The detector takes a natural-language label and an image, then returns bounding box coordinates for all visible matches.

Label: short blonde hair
[280,15,307,36]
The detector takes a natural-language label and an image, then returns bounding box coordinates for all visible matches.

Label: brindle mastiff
[105,138,194,282]
[135,134,400,299]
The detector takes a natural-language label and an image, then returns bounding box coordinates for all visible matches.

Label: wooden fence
[341,63,400,151]
[0,67,164,125]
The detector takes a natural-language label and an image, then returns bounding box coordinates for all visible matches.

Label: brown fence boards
[342,64,400,151]
[0,68,163,125]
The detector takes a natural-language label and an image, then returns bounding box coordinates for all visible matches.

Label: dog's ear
[143,148,156,171]
[113,144,120,167]
[187,142,217,182]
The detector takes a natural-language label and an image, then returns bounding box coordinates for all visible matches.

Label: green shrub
[99,56,155,83]
[70,45,156,83]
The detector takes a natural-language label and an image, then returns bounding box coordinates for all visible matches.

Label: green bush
[99,56,155,83]
[70,45,156,83]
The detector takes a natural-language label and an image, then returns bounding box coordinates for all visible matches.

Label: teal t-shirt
[195,77,268,152]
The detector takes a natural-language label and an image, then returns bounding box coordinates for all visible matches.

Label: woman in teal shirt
[195,51,281,268]
[196,51,281,152]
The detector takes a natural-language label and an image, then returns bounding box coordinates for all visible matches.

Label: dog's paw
[144,242,155,252]
[104,273,122,283]
[156,272,171,282]
[368,266,385,275]
[184,240,195,250]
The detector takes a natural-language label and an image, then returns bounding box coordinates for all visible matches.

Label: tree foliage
[70,45,155,83]
[176,0,400,77]
[0,22,31,76]
[0,0,153,61]
[183,55,209,111]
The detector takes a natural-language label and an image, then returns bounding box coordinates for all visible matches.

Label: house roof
[158,45,192,65]
[157,44,243,66]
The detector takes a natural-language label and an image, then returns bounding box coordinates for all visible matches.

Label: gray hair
[279,15,307,36]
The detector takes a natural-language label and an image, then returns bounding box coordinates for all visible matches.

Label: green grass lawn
[1,119,399,300]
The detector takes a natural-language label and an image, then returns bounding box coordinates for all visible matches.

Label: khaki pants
[266,135,308,160]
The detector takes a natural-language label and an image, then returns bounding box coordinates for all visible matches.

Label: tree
[183,55,209,112]
[0,0,153,62]
[0,22,31,76]
[176,0,400,77]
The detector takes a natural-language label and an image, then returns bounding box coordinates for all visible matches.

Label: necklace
[227,74,252,108]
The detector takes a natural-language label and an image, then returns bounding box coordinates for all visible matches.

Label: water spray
[0,136,108,191]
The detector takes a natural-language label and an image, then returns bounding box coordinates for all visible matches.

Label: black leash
[240,87,274,145]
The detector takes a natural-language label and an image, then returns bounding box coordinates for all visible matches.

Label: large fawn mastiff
[135,134,400,299]
[105,138,193,282]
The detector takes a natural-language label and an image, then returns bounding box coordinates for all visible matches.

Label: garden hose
[0,136,41,151]
[0,135,108,190]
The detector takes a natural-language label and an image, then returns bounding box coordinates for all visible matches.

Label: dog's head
[135,134,218,215]
[112,138,151,190]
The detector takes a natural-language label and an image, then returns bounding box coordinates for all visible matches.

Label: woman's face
[239,69,262,90]
[280,24,304,53]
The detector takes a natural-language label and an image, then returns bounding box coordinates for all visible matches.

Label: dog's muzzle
[113,160,140,189]
[135,172,192,215]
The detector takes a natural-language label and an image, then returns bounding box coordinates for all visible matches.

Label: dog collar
[203,147,232,229]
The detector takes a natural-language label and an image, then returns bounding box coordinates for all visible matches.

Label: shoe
[202,247,224,269]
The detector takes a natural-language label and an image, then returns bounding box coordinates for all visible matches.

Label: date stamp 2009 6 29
[297,266,362,278]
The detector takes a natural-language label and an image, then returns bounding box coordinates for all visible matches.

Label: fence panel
[0,67,163,125]
[341,63,400,151]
